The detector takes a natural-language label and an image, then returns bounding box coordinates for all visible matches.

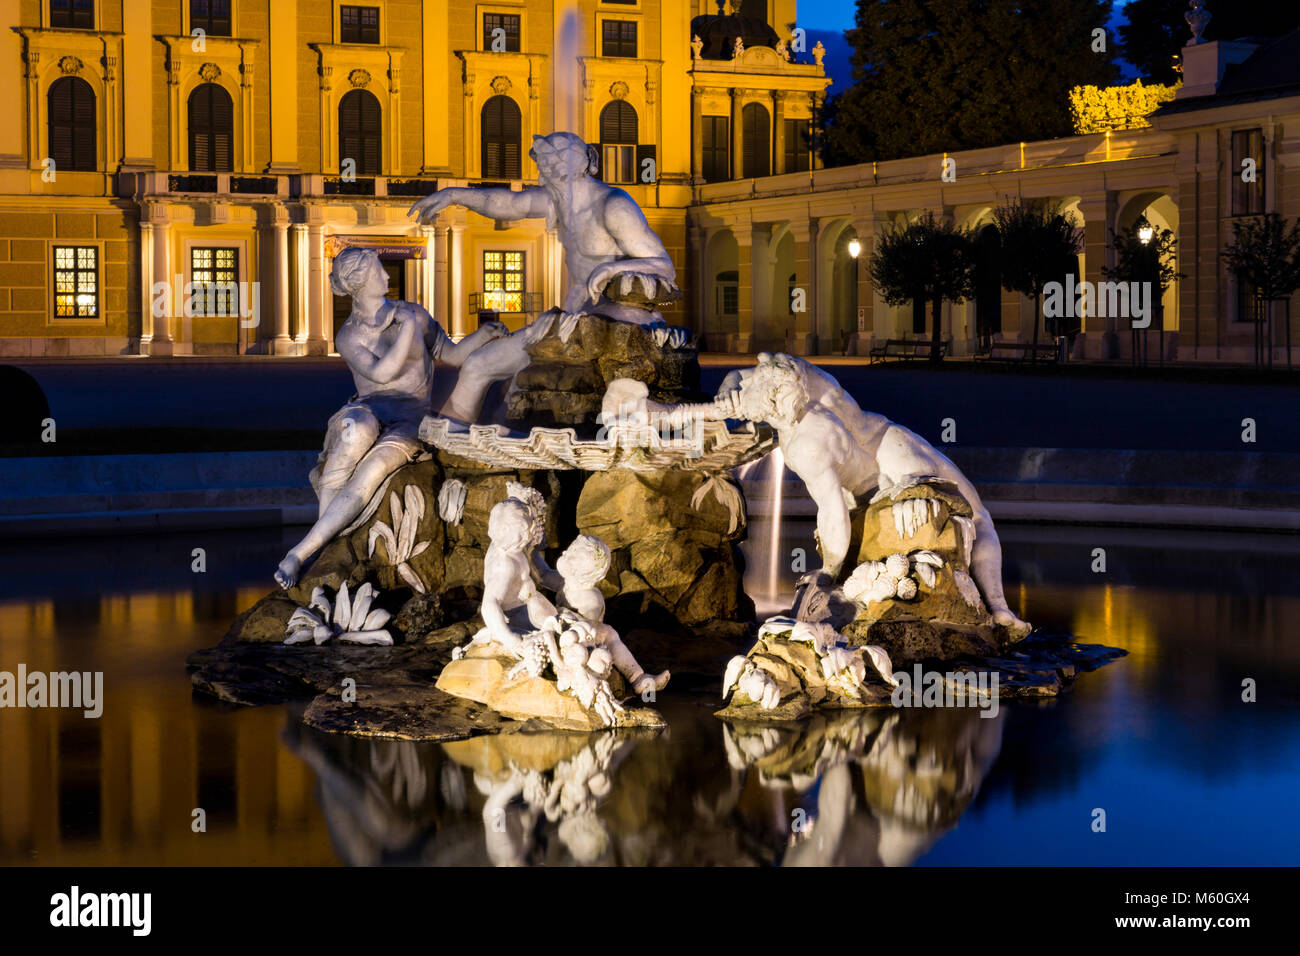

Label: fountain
[188,130,1122,741]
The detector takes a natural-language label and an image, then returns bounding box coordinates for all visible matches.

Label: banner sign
[325,235,428,260]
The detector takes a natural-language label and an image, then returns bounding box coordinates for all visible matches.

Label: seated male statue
[409,131,681,335]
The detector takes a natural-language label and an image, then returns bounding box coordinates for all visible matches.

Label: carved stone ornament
[490,75,512,95]
[348,68,371,88]
[198,62,222,82]
[58,56,83,75]
[609,80,629,100]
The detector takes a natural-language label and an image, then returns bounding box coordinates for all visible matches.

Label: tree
[823,0,1118,164]
[1223,213,1300,369]
[1102,216,1184,365]
[869,212,975,363]
[1119,0,1300,85]
[992,197,1085,361]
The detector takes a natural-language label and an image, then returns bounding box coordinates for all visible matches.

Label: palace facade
[0,0,827,356]
[1,2,1297,365]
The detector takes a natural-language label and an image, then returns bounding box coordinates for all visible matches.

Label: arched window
[48,76,96,172]
[741,102,770,179]
[481,95,521,179]
[599,100,638,184]
[188,83,233,172]
[339,89,382,175]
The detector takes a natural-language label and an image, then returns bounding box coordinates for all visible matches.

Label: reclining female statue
[274,247,536,588]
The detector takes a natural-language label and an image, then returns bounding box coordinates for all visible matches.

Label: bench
[976,341,1060,363]
[869,338,951,363]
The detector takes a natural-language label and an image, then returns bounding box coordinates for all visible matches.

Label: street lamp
[1138,224,1154,245]
[847,238,861,259]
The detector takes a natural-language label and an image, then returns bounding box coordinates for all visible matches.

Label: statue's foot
[274,555,301,590]
[633,670,671,696]
[991,607,1033,640]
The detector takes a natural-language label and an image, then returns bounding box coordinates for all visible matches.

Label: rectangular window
[483,250,525,312]
[190,0,231,37]
[702,115,729,183]
[50,0,94,29]
[483,13,521,52]
[783,118,811,173]
[190,247,240,316]
[1231,128,1264,216]
[341,5,380,44]
[602,144,636,184]
[52,245,98,318]
[601,20,637,57]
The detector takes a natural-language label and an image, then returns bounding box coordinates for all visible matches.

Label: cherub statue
[275,247,512,588]
[409,131,681,331]
[452,494,559,659]
[713,353,1029,634]
[554,534,670,697]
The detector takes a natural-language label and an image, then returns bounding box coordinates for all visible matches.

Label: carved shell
[490,75,511,95]
[58,56,83,75]
[198,62,221,82]
[609,80,629,100]
[348,68,371,88]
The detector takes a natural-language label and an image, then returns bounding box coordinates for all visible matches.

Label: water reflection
[1,522,1299,864]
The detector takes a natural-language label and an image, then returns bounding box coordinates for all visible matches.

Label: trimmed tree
[1223,212,1300,369]
[1102,215,1184,365]
[992,197,1085,361]
[869,212,975,363]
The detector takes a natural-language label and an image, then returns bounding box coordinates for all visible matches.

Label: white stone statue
[691,34,704,58]
[453,493,560,660]
[409,131,681,330]
[554,534,670,697]
[812,40,826,67]
[710,353,1028,633]
[732,37,744,59]
[275,246,514,588]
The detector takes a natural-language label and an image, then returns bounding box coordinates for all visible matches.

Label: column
[292,223,308,345]
[150,217,174,355]
[750,224,773,343]
[773,92,787,175]
[266,0,299,173]
[787,220,817,355]
[0,0,22,167]
[272,221,293,353]
[690,88,704,184]
[420,225,436,311]
[120,0,152,167]
[733,228,753,352]
[138,221,154,351]
[731,89,745,180]
[432,224,449,331]
[305,222,328,354]
[1077,192,1118,359]
[449,223,466,339]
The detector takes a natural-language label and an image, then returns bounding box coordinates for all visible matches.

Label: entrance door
[332,256,407,342]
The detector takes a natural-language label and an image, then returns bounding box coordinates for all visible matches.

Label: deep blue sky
[796,0,1134,33]
[798,1,1140,89]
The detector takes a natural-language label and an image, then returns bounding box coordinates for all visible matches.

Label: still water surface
[1,520,1297,865]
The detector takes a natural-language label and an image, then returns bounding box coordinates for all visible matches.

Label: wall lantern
[847,238,862,259]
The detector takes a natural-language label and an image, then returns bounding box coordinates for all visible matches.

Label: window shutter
[482,96,521,179]
[48,78,95,172]
[742,103,769,179]
[339,90,381,174]
[213,86,232,171]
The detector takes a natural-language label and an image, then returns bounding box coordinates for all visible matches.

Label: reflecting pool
[1,519,1297,865]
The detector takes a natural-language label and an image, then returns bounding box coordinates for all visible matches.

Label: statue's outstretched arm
[409,186,549,225]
